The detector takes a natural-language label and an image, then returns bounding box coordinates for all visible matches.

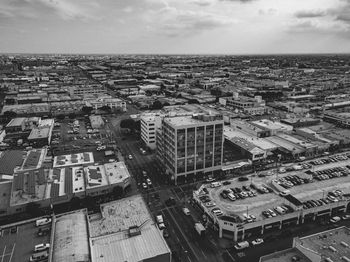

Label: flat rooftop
[103,161,130,185]
[28,127,50,139]
[224,127,278,151]
[252,119,293,132]
[6,117,26,127]
[19,148,46,171]
[89,195,151,238]
[260,248,311,262]
[53,210,90,262]
[164,114,222,127]
[88,195,170,262]
[53,152,94,168]
[296,226,350,262]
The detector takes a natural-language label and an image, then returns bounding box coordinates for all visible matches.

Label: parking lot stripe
[1,245,6,262]
[225,249,235,262]
[8,243,15,262]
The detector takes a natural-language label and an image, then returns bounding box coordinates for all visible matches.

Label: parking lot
[198,152,350,223]
[0,221,50,262]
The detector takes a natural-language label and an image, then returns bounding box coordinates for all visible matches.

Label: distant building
[158,113,224,184]
[220,93,267,115]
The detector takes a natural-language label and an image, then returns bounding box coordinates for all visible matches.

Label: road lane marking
[8,244,15,262]
[1,246,6,262]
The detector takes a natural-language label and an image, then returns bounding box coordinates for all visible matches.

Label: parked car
[251,238,264,246]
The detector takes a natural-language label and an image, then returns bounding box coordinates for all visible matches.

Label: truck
[234,241,250,250]
[194,222,205,237]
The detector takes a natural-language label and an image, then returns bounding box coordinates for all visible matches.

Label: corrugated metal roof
[91,220,170,262]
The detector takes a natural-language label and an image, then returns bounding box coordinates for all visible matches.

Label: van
[30,251,48,261]
[35,218,51,227]
[34,243,50,252]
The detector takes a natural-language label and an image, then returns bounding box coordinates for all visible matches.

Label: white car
[251,238,264,246]
[142,183,148,189]
[128,155,133,160]
[34,243,50,252]
[146,178,152,186]
[342,214,350,220]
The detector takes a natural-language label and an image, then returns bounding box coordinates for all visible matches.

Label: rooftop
[89,195,151,237]
[53,152,94,168]
[89,195,170,262]
[53,210,90,262]
[104,162,130,185]
[164,114,223,127]
[296,226,350,262]
[259,248,311,262]
[28,127,50,140]
[6,117,26,127]
[19,148,46,171]
[224,127,277,151]
[252,119,293,132]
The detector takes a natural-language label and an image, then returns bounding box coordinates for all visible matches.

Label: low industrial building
[260,226,350,262]
[88,195,171,262]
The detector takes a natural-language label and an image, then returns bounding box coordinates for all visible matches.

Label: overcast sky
[0,0,350,54]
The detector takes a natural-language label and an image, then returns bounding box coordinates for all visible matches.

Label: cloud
[191,0,213,6]
[0,0,100,21]
[153,8,235,37]
[219,0,257,3]
[294,10,326,18]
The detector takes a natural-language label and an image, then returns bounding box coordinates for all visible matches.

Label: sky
[0,0,350,54]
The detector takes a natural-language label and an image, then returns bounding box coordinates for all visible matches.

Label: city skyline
[1,0,350,54]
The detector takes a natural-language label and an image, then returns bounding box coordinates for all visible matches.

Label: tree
[56,114,65,120]
[82,106,93,115]
[112,186,124,199]
[68,113,76,119]
[69,197,81,210]
[152,100,163,110]
[120,118,136,129]
[100,105,111,112]
[3,111,17,120]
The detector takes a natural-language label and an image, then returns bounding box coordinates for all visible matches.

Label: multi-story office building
[159,113,224,184]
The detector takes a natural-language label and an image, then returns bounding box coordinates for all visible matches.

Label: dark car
[238,176,249,181]
[223,181,231,185]
[37,227,50,236]
[165,197,176,206]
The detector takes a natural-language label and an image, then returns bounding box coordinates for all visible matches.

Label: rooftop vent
[128,226,141,237]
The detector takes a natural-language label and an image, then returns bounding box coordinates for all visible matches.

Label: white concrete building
[140,114,162,150]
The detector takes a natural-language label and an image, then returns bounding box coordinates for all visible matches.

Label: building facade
[159,114,224,184]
